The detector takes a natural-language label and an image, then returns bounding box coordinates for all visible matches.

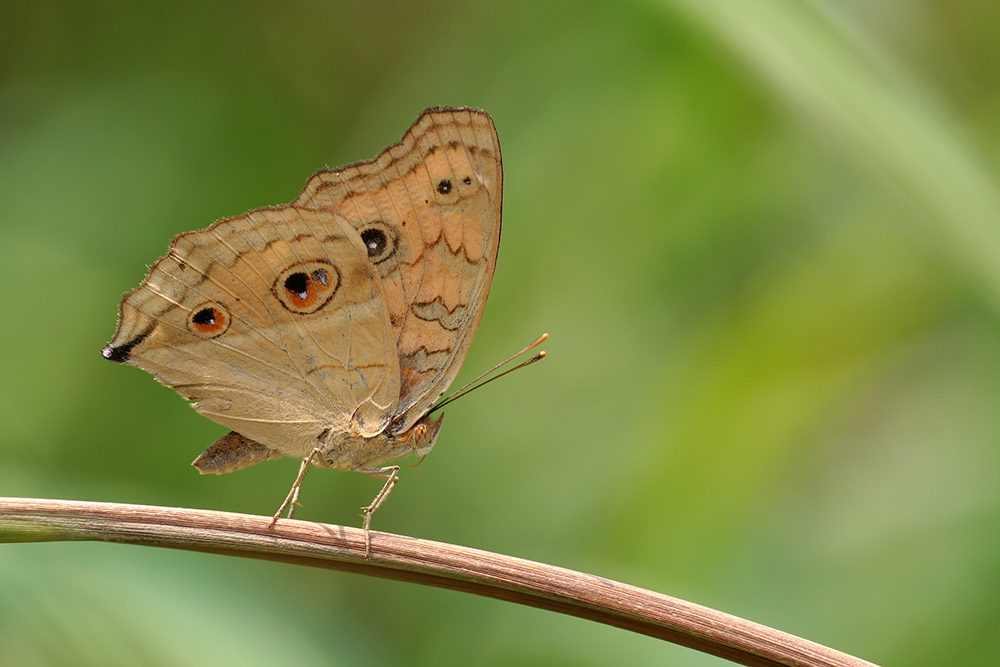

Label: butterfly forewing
[295,107,502,430]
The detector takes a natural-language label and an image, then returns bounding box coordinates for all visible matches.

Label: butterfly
[102,107,503,542]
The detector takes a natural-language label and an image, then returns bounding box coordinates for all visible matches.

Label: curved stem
[0,497,878,667]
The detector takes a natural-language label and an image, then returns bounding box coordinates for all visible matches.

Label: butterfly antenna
[429,333,548,414]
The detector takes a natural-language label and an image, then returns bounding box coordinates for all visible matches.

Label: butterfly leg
[269,448,322,527]
[357,465,401,556]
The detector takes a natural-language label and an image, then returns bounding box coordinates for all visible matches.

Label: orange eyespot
[273,261,339,314]
[188,302,230,338]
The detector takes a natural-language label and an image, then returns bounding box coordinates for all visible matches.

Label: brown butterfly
[102,107,503,541]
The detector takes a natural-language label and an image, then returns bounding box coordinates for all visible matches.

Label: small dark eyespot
[284,272,309,300]
[437,179,452,194]
[192,308,216,326]
[188,302,230,337]
[361,228,388,258]
[312,268,329,287]
[463,177,471,185]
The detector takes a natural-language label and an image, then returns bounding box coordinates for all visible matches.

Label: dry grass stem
[0,497,879,667]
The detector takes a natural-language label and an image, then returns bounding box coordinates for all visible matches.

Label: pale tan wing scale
[104,205,399,458]
[294,107,502,431]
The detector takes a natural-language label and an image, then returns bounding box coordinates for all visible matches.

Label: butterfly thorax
[192,413,443,475]
[316,413,444,471]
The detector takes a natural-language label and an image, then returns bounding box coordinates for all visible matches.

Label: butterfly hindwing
[104,205,400,458]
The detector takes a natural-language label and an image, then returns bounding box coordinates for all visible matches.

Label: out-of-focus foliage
[3,1,1000,665]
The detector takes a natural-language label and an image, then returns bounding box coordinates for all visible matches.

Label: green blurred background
[3,1,1000,665]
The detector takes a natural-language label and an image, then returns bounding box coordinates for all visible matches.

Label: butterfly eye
[273,261,340,314]
[188,302,230,338]
[359,223,398,265]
